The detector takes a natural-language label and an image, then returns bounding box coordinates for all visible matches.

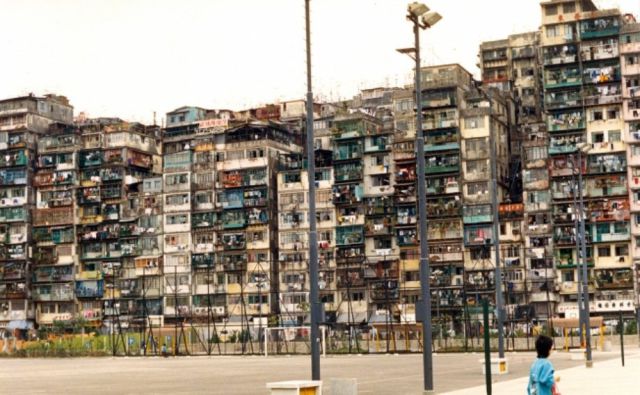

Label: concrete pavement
[0,349,636,394]
[441,349,640,395]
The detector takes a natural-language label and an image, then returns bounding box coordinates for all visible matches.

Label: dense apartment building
[32,124,81,326]
[0,94,73,329]
[74,120,161,331]
[539,0,635,320]
[621,22,640,318]
[479,30,553,322]
[161,106,304,335]
[4,0,640,339]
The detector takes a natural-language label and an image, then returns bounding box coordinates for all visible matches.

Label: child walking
[527,335,560,395]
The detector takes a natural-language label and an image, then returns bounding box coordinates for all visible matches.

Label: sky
[1,0,639,124]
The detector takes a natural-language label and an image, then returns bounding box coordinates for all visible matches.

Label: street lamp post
[400,3,441,392]
[489,113,506,361]
[569,145,593,367]
[304,0,321,381]
[575,147,593,367]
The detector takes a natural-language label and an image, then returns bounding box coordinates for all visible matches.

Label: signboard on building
[198,118,228,131]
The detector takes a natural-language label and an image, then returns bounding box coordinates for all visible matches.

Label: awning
[336,312,367,324]
[6,320,34,330]
[368,311,391,324]
[549,317,603,329]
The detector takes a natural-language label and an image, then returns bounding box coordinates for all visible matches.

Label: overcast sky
[1,0,638,124]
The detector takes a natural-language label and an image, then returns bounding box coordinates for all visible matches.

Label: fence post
[483,298,492,395]
[619,310,625,367]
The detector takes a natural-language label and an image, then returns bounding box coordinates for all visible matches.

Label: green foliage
[624,319,637,335]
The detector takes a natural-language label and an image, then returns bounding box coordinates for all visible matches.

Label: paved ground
[442,349,640,395]
[0,349,635,394]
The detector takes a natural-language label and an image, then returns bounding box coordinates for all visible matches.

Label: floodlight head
[396,47,416,54]
[408,2,429,18]
[422,11,442,27]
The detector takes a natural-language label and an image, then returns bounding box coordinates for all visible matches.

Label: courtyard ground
[0,347,637,394]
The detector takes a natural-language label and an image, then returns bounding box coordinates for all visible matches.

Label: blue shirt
[527,357,555,395]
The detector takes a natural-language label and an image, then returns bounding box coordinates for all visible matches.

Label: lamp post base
[480,357,509,375]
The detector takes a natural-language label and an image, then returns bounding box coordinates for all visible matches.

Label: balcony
[594,268,633,290]
[545,90,582,110]
[75,280,104,298]
[334,142,363,160]
[334,163,363,182]
[365,220,392,236]
[429,222,462,240]
[0,150,28,168]
[79,151,103,168]
[0,207,27,223]
[222,211,247,229]
[0,262,25,281]
[421,92,456,109]
[580,42,619,62]
[221,233,246,250]
[0,169,27,186]
[592,224,630,242]
[192,212,216,229]
[425,156,460,174]
[544,68,582,89]
[336,226,364,246]
[464,225,493,246]
[547,112,584,133]
[32,284,75,301]
[332,184,363,205]
[579,18,620,39]
[526,223,552,235]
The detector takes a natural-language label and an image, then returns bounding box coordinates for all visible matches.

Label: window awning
[336,312,367,324]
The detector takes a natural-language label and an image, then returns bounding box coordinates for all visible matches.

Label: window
[592,132,604,143]
[247,295,268,305]
[613,222,628,234]
[545,25,559,38]
[370,155,387,166]
[598,246,611,257]
[350,292,365,301]
[562,270,575,282]
[615,245,628,256]
[284,172,301,183]
[470,246,490,260]
[591,110,603,121]
[562,3,575,13]
[466,160,488,175]
[165,193,189,206]
[545,5,557,16]
[226,150,244,160]
[166,214,188,225]
[608,131,621,142]
[467,182,488,195]
[464,117,484,129]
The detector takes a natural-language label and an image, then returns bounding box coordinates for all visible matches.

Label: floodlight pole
[576,149,592,367]
[305,0,321,381]
[409,12,434,393]
[490,122,505,360]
